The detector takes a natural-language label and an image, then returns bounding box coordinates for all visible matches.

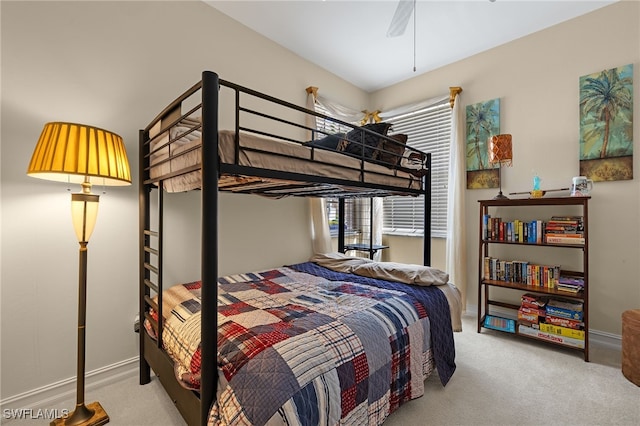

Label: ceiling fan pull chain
[413,0,417,72]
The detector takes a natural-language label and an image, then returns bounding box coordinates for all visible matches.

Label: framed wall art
[579,64,633,181]
[466,98,500,189]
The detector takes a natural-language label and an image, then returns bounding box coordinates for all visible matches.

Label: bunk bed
[139,71,460,426]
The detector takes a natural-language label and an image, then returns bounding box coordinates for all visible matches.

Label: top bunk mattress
[148,122,425,195]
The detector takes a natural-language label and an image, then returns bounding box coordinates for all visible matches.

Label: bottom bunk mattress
[147,262,458,425]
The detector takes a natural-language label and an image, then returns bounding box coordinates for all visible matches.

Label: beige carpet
[4,314,638,426]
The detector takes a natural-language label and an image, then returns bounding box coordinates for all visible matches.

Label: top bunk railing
[140,72,431,199]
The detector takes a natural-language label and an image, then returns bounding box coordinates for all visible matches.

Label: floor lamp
[27,122,131,426]
[488,134,513,200]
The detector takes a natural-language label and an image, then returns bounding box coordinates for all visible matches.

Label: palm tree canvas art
[466,98,500,189]
[579,64,633,181]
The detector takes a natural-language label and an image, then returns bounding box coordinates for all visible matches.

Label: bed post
[200,70,219,426]
[423,152,432,266]
[338,198,345,253]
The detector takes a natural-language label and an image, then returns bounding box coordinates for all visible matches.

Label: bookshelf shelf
[482,279,585,299]
[477,196,590,361]
[481,239,585,248]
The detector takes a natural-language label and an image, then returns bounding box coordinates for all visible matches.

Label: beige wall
[0,0,368,400]
[372,1,640,335]
[1,0,638,404]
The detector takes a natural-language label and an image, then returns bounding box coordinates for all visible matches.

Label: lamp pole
[67,238,93,425]
[55,183,108,426]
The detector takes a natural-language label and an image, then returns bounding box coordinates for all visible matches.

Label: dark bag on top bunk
[306,122,395,160]
[341,122,392,158]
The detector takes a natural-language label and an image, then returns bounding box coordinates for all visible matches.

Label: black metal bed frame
[138,71,432,426]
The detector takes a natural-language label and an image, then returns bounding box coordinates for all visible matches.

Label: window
[383,100,452,238]
[326,198,363,238]
[312,96,452,239]
[314,102,361,237]
[312,102,353,138]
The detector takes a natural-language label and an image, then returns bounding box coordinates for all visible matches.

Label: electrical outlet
[134,314,140,333]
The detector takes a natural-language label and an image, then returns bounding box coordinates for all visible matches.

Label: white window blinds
[313,102,353,136]
[383,100,452,238]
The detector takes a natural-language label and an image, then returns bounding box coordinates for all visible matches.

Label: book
[545,314,584,330]
[518,324,585,349]
[518,307,542,324]
[546,235,585,245]
[518,220,524,243]
[558,275,585,286]
[483,214,491,240]
[548,298,583,312]
[556,284,582,293]
[545,305,584,321]
[484,256,491,280]
[484,315,516,333]
[547,231,583,238]
[557,274,584,292]
[539,323,585,340]
[536,220,543,244]
[519,306,546,317]
[521,293,548,307]
[550,215,584,229]
[516,319,539,329]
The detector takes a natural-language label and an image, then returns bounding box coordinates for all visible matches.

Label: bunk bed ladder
[139,129,151,386]
[138,130,152,385]
[139,132,165,385]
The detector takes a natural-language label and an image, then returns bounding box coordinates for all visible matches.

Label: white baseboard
[465,303,622,350]
[0,357,139,411]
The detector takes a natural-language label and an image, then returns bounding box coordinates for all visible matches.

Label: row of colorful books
[482,215,543,243]
[482,215,585,245]
[483,257,561,288]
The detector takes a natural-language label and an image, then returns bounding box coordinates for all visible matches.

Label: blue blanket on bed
[288,261,456,386]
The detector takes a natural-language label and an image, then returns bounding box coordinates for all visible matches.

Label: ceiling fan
[387,0,416,38]
[387,0,418,71]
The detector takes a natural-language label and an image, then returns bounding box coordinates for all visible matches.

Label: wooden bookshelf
[477,196,590,361]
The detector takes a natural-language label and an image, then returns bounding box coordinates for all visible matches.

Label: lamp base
[50,402,109,426]
[493,192,509,200]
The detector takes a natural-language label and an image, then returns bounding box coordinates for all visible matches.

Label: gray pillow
[343,122,392,158]
[304,133,345,150]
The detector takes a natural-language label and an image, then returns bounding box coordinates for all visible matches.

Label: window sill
[383,232,446,239]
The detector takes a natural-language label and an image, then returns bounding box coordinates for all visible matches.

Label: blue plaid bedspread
[155,263,456,426]
[289,262,456,386]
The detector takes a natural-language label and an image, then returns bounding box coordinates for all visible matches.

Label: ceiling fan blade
[387,0,415,37]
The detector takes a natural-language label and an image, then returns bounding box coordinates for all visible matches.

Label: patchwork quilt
[152,263,456,426]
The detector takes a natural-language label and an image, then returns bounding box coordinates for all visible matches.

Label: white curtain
[314,92,366,124]
[378,94,449,121]
[372,197,383,261]
[306,88,385,258]
[309,198,332,254]
[306,88,332,254]
[445,92,467,310]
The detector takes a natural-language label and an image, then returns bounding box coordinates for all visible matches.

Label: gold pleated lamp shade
[488,134,513,167]
[27,122,131,186]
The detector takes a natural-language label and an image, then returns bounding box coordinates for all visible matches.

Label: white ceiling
[206,1,616,92]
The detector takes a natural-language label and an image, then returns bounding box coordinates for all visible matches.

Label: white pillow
[351,261,449,286]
